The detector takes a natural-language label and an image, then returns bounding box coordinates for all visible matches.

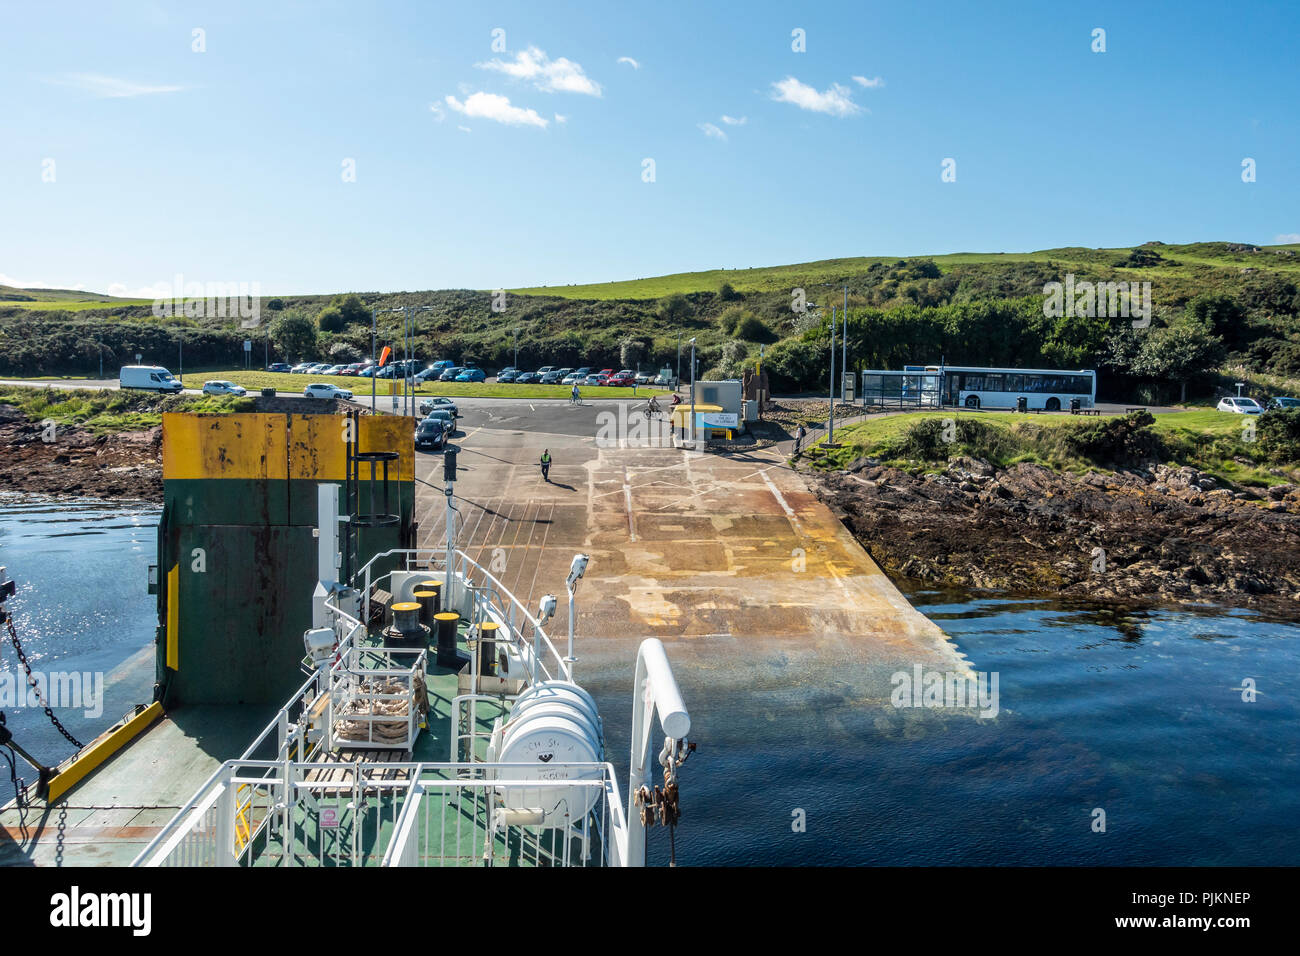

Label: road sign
[842,372,855,402]
[243,340,252,352]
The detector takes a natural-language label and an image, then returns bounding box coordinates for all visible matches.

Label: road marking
[761,468,799,529]
[624,466,637,541]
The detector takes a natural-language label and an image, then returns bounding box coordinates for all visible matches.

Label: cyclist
[646,395,662,418]
[570,384,581,406]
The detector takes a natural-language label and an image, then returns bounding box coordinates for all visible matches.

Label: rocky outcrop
[811,456,1300,614]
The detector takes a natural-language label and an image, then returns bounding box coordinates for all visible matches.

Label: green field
[0,384,251,433]
[803,408,1288,488]
[511,242,1300,300]
[182,370,673,400]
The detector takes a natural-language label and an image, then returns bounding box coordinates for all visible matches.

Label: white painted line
[761,468,798,523]
[624,466,637,541]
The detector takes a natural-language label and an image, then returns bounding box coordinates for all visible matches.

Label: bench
[1125,407,1147,414]
[1078,408,1101,416]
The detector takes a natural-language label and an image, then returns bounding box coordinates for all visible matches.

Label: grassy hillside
[510,242,1300,299]
[4,241,1300,401]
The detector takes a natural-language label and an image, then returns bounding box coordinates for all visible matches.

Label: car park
[541,368,571,384]
[563,368,592,385]
[496,367,519,383]
[455,368,486,383]
[439,366,465,382]
[1265,396,1300,411]
[1217,396,1264,414]
[304,383,353,399]
[202,380,248,396]
[515,371,541,384]
[415,417,446,450]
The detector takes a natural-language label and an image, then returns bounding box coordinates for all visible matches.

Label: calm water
[2,495,1298,865]
[0,494,160,805]
[602,593,1300,866]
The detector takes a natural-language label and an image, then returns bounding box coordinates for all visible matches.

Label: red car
[607,371,635,386]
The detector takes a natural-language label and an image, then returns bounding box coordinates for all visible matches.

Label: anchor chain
[3,612,84,750]
[633,738,697,865]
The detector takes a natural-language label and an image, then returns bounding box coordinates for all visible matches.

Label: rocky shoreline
[809,455,1300,616]
[0,406,162,502]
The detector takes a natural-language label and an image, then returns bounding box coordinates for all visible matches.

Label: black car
[266,362,292,373]
[515,371,541,384]
[415,417,446,450]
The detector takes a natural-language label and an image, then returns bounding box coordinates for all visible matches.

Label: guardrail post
[215,765,236,867]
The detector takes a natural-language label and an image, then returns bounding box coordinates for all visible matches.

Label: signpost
[243,339,252,370]
[842,371,855,403]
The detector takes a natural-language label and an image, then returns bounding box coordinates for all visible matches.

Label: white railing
[133,760,627,868]
[327,643,427,751]
[356,548,573,684]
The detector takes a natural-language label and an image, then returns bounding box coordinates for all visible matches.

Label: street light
[513,327,520,369]
[688,337,697,447]
[565,553,589,676]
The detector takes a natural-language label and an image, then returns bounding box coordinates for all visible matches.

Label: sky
[1,0,1298,297]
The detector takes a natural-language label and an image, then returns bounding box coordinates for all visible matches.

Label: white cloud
[770,76,862,117]
[107,280,173,299]
[720,115,747,126]
[429,102,445,122]
[457,125,471,133]
[0,272,86,292]
[852,75,885,89]
[699,122,726,141]
[476,46,601,96]
[43,73,184,98]
[617,56,640,69]
[1275,233,1300,244]
[554,113,567,124]
[444,92,548,128]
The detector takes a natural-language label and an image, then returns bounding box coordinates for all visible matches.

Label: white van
[120,365,185,393]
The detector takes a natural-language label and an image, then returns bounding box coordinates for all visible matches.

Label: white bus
[935,366,1097,411]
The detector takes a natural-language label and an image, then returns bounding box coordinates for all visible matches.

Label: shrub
[317,306,345,333]
[717,280,739,302]
[717,305,745,336]
[1058,410,1162,465]
[1258,408,1300,464]
[733,313,774,342]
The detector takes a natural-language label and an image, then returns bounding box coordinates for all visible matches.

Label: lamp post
[827,306,837,446]
[688,337,697,447]
[565,553,589,679]
[513,327,520,369]
[676,333,682,388]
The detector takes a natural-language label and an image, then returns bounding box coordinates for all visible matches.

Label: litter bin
[1069,397,1081,414]
[261,387,276,398]
[1016,396,1027,413]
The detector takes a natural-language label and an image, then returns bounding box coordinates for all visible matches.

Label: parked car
[439,366,465,382]
[419,397,458,417]
[634,371,654,385]
[1265,396,1300,411]
[536,366,556,379]
[563,368,592,385]
[583,372,609,386]
[541,368,571,384]
[653,372,674,387]
[304,383,353,400]
[290,363,315,374]
[266,363,292,373]
[413,366,441,383]
[455,368,486,383]
[202,380,247,396]
[357,366,376,377]
[120,365,184,393]
[415,417,446,450]
[515,371,541,384]
[497,367,519,383]
[422,409,455,430]
[608,370,636,387]
[1217,396,1264,414]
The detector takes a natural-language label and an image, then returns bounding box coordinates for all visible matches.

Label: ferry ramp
[415,401,971,716]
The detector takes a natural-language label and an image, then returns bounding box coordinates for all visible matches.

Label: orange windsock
[378,346,392,367]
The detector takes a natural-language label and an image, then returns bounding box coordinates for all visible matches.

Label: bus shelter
[860,371,942,409]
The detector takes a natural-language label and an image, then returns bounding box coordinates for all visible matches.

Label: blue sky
[2,0,1298,297]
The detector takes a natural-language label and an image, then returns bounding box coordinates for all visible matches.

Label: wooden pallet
[303,749,412,795]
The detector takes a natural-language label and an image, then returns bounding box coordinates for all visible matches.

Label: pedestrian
[540,448,552,481]
[794,423,807,454]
